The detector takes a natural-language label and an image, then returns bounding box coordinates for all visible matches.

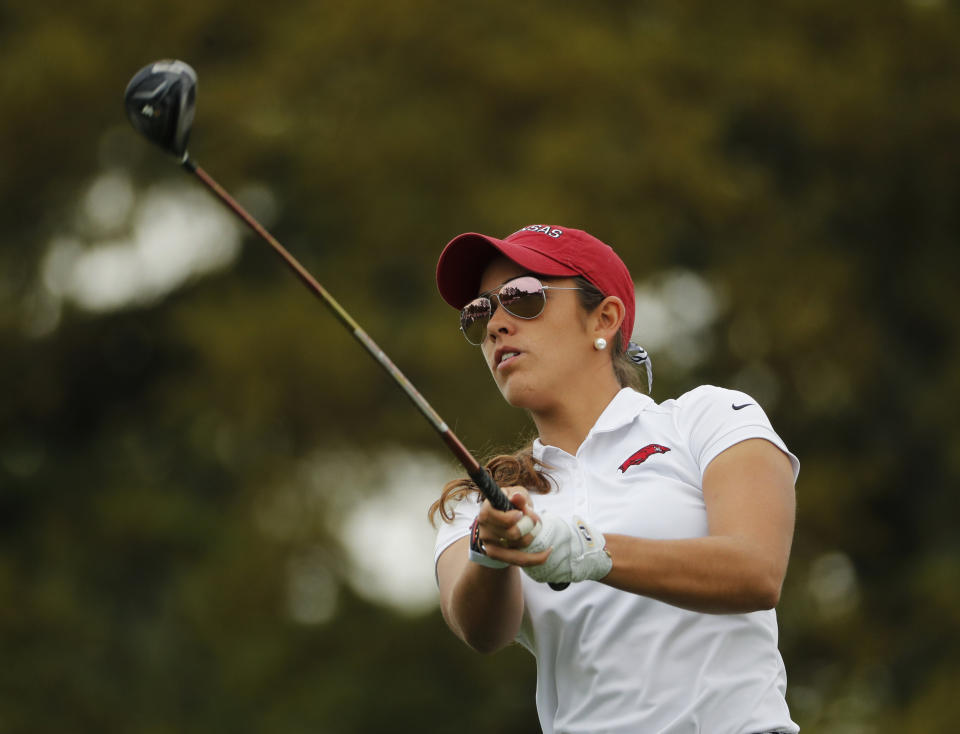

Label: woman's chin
[498,381,551,413]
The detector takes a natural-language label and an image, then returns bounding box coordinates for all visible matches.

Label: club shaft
[182,157,512,513]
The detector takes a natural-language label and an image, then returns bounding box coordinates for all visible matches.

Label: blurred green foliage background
[2,1,959,731]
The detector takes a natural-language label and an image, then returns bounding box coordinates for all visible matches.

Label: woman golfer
[431,224,799,734]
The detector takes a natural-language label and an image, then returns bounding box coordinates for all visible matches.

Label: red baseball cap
[436,224,635,348]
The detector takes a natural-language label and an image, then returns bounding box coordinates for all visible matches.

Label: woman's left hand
[521,513,613,583]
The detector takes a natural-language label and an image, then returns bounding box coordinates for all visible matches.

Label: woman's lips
[494,347,523,371]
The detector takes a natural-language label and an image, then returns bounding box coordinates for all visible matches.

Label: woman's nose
[485,301,514,341]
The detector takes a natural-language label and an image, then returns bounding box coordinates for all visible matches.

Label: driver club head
[124,59,197,158]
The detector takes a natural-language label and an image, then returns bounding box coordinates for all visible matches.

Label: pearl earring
[594,337,607,351]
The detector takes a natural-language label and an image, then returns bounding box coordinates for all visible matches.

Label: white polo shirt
[435,386,800,734]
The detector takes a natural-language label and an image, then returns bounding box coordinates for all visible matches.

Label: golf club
[124,61,569,586]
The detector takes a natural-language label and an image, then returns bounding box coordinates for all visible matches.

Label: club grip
[468,466,568,592]
[468,466,513,512]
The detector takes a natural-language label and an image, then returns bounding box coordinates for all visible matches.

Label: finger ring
[498,537,509,548]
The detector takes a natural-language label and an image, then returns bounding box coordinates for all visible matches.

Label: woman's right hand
[436,486,550,653]
[475,487,552,567]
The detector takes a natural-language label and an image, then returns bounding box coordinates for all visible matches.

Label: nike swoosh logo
[732,402,755,410]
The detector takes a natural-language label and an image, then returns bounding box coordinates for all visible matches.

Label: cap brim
[436,233,579,308]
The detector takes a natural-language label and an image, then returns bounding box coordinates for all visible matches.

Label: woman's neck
[531,379,622,455]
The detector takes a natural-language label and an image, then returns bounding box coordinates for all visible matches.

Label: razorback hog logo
[618,444,671,473]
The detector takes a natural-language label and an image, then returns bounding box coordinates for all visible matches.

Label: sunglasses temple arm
[188,162,514,514]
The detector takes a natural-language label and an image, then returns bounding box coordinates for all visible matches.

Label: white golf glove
[521,513,612,584]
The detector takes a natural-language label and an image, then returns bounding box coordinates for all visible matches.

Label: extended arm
[436,490,548,653]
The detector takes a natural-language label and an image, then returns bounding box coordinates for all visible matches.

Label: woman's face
[475,256,594,413]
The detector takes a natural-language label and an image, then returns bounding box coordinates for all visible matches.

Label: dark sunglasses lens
[460,298,492,344]
[499,277,545,319]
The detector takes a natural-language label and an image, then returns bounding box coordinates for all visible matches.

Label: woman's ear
[593,296,625,340]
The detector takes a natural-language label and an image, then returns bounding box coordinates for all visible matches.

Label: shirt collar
[533,388,655,459]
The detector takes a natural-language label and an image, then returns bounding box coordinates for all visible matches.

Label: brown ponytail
[427,442,554,526]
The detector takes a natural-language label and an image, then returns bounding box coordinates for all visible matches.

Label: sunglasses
[459,275,583,345]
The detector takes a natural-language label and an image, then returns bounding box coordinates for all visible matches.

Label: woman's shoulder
[608,385,769,439]
[676,383,745,402]
[659,384,759,414]
[656,385,775,438]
